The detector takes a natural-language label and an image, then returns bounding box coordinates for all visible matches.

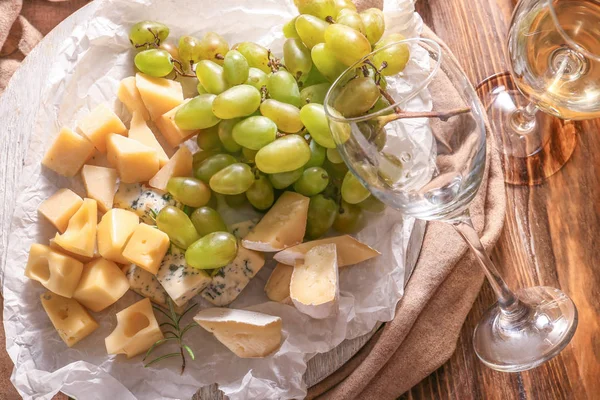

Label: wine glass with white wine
[478,0,600,184]
[324,37,578,372]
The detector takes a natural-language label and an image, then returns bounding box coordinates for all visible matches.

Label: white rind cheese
[113,182,179,224]
[290,244,339,319]
[264,263,293,305]
[194,308,283,358]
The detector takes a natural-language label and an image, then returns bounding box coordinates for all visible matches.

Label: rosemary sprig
[143,299,199,374]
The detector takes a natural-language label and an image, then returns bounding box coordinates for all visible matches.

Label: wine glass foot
[473,286,578,372]
[476,72,578,186]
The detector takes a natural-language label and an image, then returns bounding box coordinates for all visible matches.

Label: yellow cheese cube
[78,104,127,152]
[54,198,98,258]
[41,291,99,347]
[129,110,169,167]
[81,165,118,213]
[135,72,184,121]
[117,76,150,121]
[49,238,98,264]
[155,101,199,147]
[105,298,164,358]
[73,258,130,312]
[97,208,139,264]
[25,244,84,298]
[38,189,83,233]
[106,133,159,183]
[122,223,170,274]
[148,146,193,191]
[42,127,95,177]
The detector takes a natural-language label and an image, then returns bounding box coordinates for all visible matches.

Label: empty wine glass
[478,0,600,185]
[324,37,578,372]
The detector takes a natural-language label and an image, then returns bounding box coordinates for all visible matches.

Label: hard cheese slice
[40,291,99,347]
[97,208,139,264]
[118,76,150,121]
[136,73,184,121]
[154,101,199,147]
[106,133,159,183]
[114,183,179,224]
[122,264,187,312]
[81,165,118,212]
[77,103,127,153]
[42,127,95,177]
[290,243,339,319]
[242,191,309,252]
[274,234,380,267]
[25,244,84,298]
[122,223,170,274]
[194,308,282,358]
[148,146,193,191]
[73,258,130,312]
[54,198,97,258]
[38,188,83,233]
[201,245,265,306]
[264,263,293,304]
[156,244,211,307]
[128,110,169,166]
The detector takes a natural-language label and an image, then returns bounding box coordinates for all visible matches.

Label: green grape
[302,64,329,86]
[326,147,344,164]
[129,21,170,48]
[368,97,391,114]
[196,60,229,94]
[267,71,302,108]
[190,206,227,236]
[196,125,222,150]
[373,33,410,75]
[333,77,380,117]
[198,32,229,65]
[268,168,304,189]
[295,15,329,50]
[197,82,209,95]
[193,149,221,168]
[300,83,330,105]
[299,103,335,148]
[324,24,371,66]
[224,193,248,208]
[295,0,336,20]
[234,42,271,73]
[293,167,329,196]
[332,0,357,17]
[358,195,386,213]
[223,50,250,86]
[336,10,365,34]
[324,157,349,179]
[328,107,352,143]
[311,43,348,82]
[333,200,364,233]
[341,170,370,204]
[305,140,327,168]
[159,42,179,59]
[194,153,237,182]
[242,147,258,163]
[218,119,243,153]
[175,94,221,130]
[167,177,211,208]
[178,35,202,67]
[185,232,237,269]
[232,116,277,150]
[256,135,311,173]
[283,17,300,39]
[156,206,200,249]
[360,8,385,45]
[245,67,269,90]
[209,163,254,195]
[283,38,312,81]
[212,85,261,119]
[306,194,336,239]
[134,49,173,77]
[260,99,303,133]
[246,174,275,210]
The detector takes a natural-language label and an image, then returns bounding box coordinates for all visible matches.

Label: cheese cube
[264,263,293,304]
[49,238,98,264]
[122,264,187,312]
[129,110,169,166]
[274,235,381,267]
[194,308,282,358]
[97,208,139,264]
[229,220,258,240]
[122,223,170,274]
[42,127,95,177]
[81,165,118,213]
[38,189,83,233]
[113,183,179,224]
[156,245,211,307]
[290,244,339,319]
[106,133,159,183]
[105,298,164,358]
[117,76,150,121]
[201,245,265,306]
[148,146,193,191]
[54,198,97,258]
[78,104,127,152]
[25,244,84,298]
[41,291,99,347]
[135,72,184,121]
[155,101,199,147]
[73,258,130,312]
[242,191,309,252]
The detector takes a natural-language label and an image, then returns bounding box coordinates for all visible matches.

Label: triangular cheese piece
[148,146,192,190]
[265,263,293,304]
[117,76,150,121]
[129,110,170,167]
[81,165,118,212]
[54,198,98,257]
[106,134,159,183]
[135,73,184,120]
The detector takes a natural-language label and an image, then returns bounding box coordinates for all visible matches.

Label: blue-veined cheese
[113,182,179,224]
[229,219,258,240]
[122,264,186,312]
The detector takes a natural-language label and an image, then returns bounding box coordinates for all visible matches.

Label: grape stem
[134,28,162,49]
[325,16,335,23]
[171,58,196,78]
[379,107,472,124]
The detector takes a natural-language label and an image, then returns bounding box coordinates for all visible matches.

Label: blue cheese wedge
[201,245,265,306]
[122,264,186,312]
[113,182,179,224]
[156,244,211,307]
[229,220,258,240]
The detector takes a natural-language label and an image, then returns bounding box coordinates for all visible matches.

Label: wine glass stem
[510,102,538,135]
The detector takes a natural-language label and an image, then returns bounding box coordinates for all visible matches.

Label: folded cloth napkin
[0,1,506,400]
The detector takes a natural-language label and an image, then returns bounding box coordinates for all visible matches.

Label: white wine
[509,0,600,120]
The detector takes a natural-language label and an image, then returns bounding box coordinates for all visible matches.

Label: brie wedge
[264,263,293,305]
